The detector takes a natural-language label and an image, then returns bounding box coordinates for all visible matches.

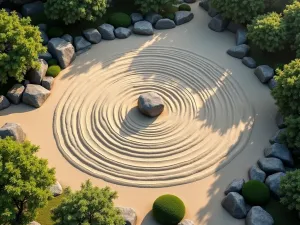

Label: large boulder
[116,207,137,225]
[131,13,143,24]
[227,44,250,59]
[178,219,194,225]
[208,14,229,32]
[236,29,247,45]
[265,172,286,199]
[268,78,277,90]
[258,157,285,174]
[221,192,247,219]
[249,164,266,182]
[208,5,219,17]
[74,36,92,52]
[83,28,102,44]
[199,0,209,11]
[269,129,285,145]
[145,13,162,25]
[227,21,245,33]
[254,65,274,83]
[7,84,25,104]
[114,27,132,39]
[264,143,294,167]
[27,59,48,84]
[0,123,26,142]
[98,24,115,40]
[175,11,194,25]
[224,178,245,195]
[133,21,154,35]
[21,1,44,17]
[0,95,10,111]
[42,76,54,90]
[39,51,52,61]
[242,57,256,69]
[246,206,274,225]
[48,38,76,69]
[138,92,164,117]
[50,181,63,196]
[61,34,73,43]
[155,19,176,30]
[22,84,51,108]
[40,31,49,45]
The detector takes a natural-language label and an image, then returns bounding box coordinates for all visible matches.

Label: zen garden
[1,0,300,224]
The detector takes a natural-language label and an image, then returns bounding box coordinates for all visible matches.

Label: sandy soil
[0,2,278,225]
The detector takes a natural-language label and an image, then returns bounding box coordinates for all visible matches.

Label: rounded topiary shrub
[242,180,271,205]
[47,27,64,38]
[178,4,191,11]
[108,13,131,28]
[152,194,185,225]
[283,1,300,43]
[46,65,61,77]
[47,59,58,66]
[134,0,178,14]
[295,33,300,58]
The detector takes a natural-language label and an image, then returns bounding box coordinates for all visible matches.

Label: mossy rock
[179,4,191,11]
[108,12,131,28]
[242,180,271,206]
[46,65,61,78]
[47,27,64,38]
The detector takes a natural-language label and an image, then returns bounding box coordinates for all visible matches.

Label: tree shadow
[0,103,35,116]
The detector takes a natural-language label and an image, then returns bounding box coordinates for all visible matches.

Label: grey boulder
[242,57,256,68]
[116,207,137,225]
[0,95,10,110]
[42,76,54,90]
[254,65,274,83]
[39,51,52,61]
[0,123,26,142]
[258,157,285,174]
[249,164,266,182]
[208,14,229,32]
[224,178,245,195]
[199,0,209,11]
[155,19,176,30]
[131,13,143,24]
[133,21,154,35]
[7,84,25,104]
[145,13,162,25]
[22,84,51,108]
[22,1,44,17]
[83,28,102,44]
[114,27,132,39]
[208,5,219,17]
[98,24,115,40]
[269,129,285,145]
[138,92,164,117]
[221,192,247,219]
[61,34,73,43]
[246,206,274,225]
[265,172,286,199]
[48,38,76,69]
[236,29,247,45]
[74,36,92,52]
[27,59,48,84]
[50,181,63,196]
[227,44,250,59]
[268,78,277,90]
[264,143,293,167]
[40,31,49,45]
[175,11,194,25]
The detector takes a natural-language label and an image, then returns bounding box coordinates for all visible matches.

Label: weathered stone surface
[276,112,285,129]
[249,164,266,183]
[0,95,10,111]
[242,57,256,68]
[224,179,245,195]
[178,219,194,225]
[221,192,247,219]
[264,143,294,167]
[133,21,154,35]
[254,65,274,83]
[61,34,73,43]
[42,76,54,90]
[155,18,176,29]
[48,38,76,69]
[208,14,229,32]
[199,0,209,11]
[22,1,44,17]
[258,157,285,174]
[0,123,26,142]
[22,84,51,108]
[175,11,194,25]
[269,129,285,144]
[28,221,41,225]
[117,207,137,225]
[7,84,25,104]
[208,5,219,17]
[236,29,247,45]
[227,21,245,33]
[37,23,47,32]
[138,92,164,117]
[145,13,162,25]
[114,27,132,39]
[74,36,92,52]
[27,59,48,84]
[50,181,63,196]
[41,30,49,45]
[131,13,143,24]
[83,28,102,44]
[98,24,115,40]
[265,172,286,199]
[39,51,52,61]
[227,44,250,59]
[246,206,274,225]
[268,78,277,90]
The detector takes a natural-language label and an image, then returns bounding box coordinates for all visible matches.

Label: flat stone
[155,18,176,29]
[41,31,49,45]
[246,206,274,225]
[133,21,154,35]
[138,92,164,117]
[116,207,137,225]
[114,27,132,39]
[264,143,294,167]
[42,76,54,90]
[83,28,102,44]
[242,57,256,68]
[224,178,245,195]
[50,181,63,196]
[221,192,247,219]
[178,219,194,225]
[0,95,10,111]
[131,13,143,24]
[254,65,274,83]
[27,59,48,84]
[199,0,209,11]
[227,44,250,59]
[37,23,47,32]
[236,29,247,45]
[175,11,194,25]
[208,14,229,32]
[39,51,52,61]
[22,84,50,108]
[268,78,277,90]
[265,172,286,199]
[22,1,44,17]
[7,84,25,104]
[227,21,245,33]
[74,36,92,52]
[145,13,162,25]
[258,157,285,174]
[61,34,73,43]
[0,123,26,142]
[249,164,266,182]
[269,129,285,144]
[276,112,285,129]
[98,24,115,40]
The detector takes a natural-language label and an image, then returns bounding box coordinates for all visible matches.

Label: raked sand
[0,2,279,225]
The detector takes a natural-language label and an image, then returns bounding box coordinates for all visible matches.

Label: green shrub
[164,13,175,20]
[280,169,300,211]
[47,65,61,77]
[47,27,64,38]
[242,180,271,205]
[163,5,178,14]
[0,10,46,84]
[295,34,300,58]
[152,194,185,225]
[178,4,191,11]
[280,115,300,149]
[247,12,287,52]
[283,1,300,43]
[108,12,131,28]
[45,0,107,25]
[265,0,296,13]
[211,0,265,23]
[47,58,58,66]
[272,59,300,116]
[134,0,178,14]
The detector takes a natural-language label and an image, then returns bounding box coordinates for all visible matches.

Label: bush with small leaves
[242,180,271,205]
[134,0,178,14]
[178,4,191,11]
[47,27,64,38]
[247,12,287,52]
[280,115,300,149]
[108,12,131,28]
[295,34,300,58]
[47,58,58,66]
[283,1,300,43]
[45,0,107,25]
[47,65,61,77]
[0,10,46,84]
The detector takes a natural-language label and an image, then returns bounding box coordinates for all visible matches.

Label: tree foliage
[134,0,178,14]
[283,1,300,43]
[51,180,124,225]
[44,0,107,25]
[0,138,56,225]
[0,10,46,84]
[295,33,300,58]
[280,115,300,149]
[247,12,287,52]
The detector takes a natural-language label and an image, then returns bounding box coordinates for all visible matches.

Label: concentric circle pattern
[54,46,254,187]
